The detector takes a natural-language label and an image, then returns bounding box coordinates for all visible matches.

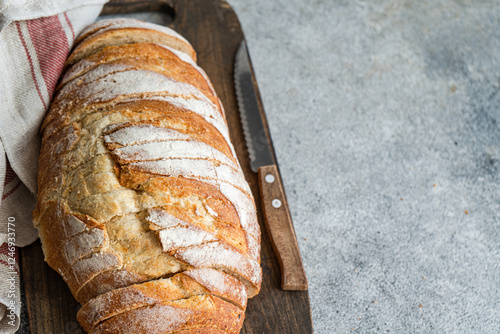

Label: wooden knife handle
[258,164,308,290]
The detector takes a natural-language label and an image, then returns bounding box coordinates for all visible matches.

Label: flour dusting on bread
[34,18,261,334]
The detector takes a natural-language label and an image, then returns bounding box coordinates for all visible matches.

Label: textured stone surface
[227,0,500,333]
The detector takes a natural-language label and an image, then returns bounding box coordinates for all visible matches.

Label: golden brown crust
[36,202,121,297]
[60,43,218,109]
[92,296,244,334]
[43,99,233,163]
[85,295,244,334]
[35,18,260,334]
[78,270,247,334]
[67,28,196,66]
[171,329,230,334]
[119,174,247,252]
[67,20,196,66]
[76,268,148,304]
[42,82,227,146]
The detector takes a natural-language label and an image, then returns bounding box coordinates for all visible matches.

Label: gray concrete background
[226,0,500,333]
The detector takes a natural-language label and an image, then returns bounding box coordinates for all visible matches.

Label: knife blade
[234,40,308,291]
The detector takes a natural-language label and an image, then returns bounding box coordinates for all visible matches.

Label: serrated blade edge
[234,41,274,172]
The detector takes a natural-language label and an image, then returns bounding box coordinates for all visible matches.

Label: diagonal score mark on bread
[59,43,217,107]
[42,65,224,131]
[77,269,248,333]
[89,295,245,334]
[103,123,238,170]
[33,18,261,334]
[67,18,197,66]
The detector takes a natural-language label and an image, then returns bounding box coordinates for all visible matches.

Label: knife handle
[258,164,308,290]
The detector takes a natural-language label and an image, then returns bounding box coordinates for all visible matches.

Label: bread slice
[67,18,196,65]
[60,43,219,109]
[77,269,247,333]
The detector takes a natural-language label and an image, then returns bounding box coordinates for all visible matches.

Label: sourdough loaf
[33,18,261,334]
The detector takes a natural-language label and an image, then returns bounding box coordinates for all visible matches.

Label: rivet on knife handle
[258,165,308,290]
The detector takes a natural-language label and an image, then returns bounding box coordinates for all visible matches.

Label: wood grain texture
[21,0,313,333]
[21,241,83,334]
[258,164,308,291]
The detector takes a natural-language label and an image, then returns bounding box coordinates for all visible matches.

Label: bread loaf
[33,18,261,334]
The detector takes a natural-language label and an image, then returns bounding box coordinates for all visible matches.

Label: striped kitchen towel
[0,1,107,332]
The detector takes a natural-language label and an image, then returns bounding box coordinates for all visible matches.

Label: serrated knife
[234,40,308,291]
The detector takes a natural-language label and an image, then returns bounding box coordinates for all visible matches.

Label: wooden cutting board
[20,0,313,333]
